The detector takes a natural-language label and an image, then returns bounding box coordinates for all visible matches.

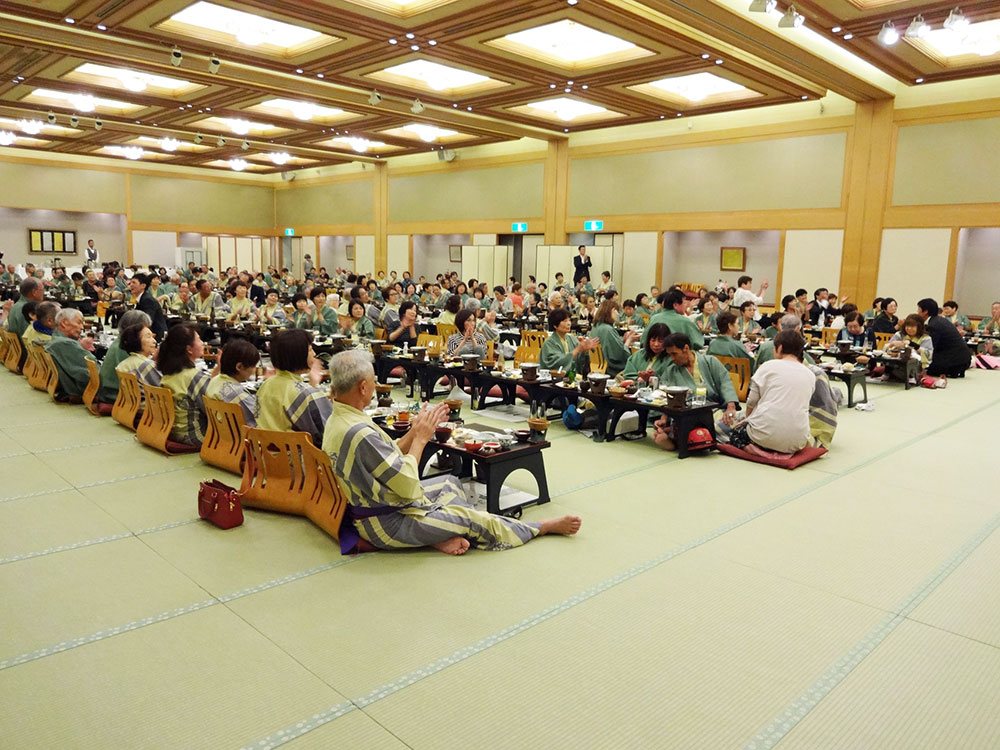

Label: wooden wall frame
[720,246,746,272]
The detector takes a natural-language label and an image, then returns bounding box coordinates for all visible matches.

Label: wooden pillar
[840,99,895,308]
[373,162,389,274]
[125,172,133,266]
[543,139,570,244]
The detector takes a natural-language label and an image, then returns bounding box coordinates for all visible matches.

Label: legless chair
[239,428,349,542]
[436,322,457,340]
[874,331,893,350]
[26,344,49,391]
[589,343,607,374]
[84,358,113,416]
[821,327,839,347]
[522,330,547,349]
[42,350,81,404]
[416,332,443,357]
[0,330,7,361]
[4,330,24,374]
[514,344,540,367]
[137,384,200,454]
[712,355,752,402]
[201,396,248,475]
[113,371,143,429]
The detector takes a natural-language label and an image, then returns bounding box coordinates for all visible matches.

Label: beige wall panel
[478,246,494,287]
[204,236,220,271]
[569,133,846,216]
[389,164,544,222]
[521,234,545,282]
[131,230,178,268]
[0,161,126,214]
[219,237,237,271]
[473,234,498,245]
[493,246,510,289]
[275,179,374,227]
[877,228,952,313]
[130,175,273,227]
[461,245,479,284]
[235,237,252,272]
[780,230,845,304]
[621,232,660,301]
[0,206,127,266]
[355,235,375,275]
[386,235,410,276]
[413,234,467,279]
[892,117,1000,206]
[535,246,551,289]
[953,227,1000,317]
[665,231,780,303]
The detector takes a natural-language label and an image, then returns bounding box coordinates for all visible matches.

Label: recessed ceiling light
[715,59,723,64]
[565,87,571,92]
[915,77,924,83]
[65,18,75,24]
[550,84,557,88]
[568,0,578,5]
[843,33,854,40]
[97,24,107,31]
[567,80,574,85]
[676,113,682,117]
[410,44,420,51]
[296,68,304,73]
[316,73,324,78]
[428,40,437,46]
[801,95,809,100]
[405,33,415,39]
[701,53,710,59]
[389,39,397,45]
[466,106,472,110]
[581,84,588,89]
[659,115,665,119]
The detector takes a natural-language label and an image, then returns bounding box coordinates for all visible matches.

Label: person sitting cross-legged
[254,328,331,446]
[114,322,162,410]
[707,310,756,373]
[45,308,97,401]
[205,337,260,426]
[322,349,581,555]
[22,301,59,347]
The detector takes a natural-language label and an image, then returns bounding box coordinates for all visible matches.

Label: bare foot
[539,515,582,536]
[433,537,471,555]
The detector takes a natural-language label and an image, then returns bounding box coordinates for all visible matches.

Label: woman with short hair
[253,328,331,446]
[589,300,639,376]
[156,323,210,446]
[872,297,899,334]
[887,313,934,370]
[540,308,597,371]
[341,298,375,339]
[446,309,487,357]
[622,322,671,381]
[205,337,260,425]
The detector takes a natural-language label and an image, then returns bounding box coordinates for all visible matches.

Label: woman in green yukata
[622,322,672,382]
[635,292,654,322]
[308,287,338,335]
[941,300,971,333]
[589,300,639,376]
[692,296,718,335]
[707,311,756,374]
[735,301,762,338]
[323,349,581,555]
[539,308,597,372]
[226,281,256,322]
[340,298,375,340]
[290,293,312,329]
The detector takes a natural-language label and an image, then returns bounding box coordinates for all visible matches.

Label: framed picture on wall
[448,245,462,263]
[28,229,77,255]
[720,246,746,272]
[345,245,355,261]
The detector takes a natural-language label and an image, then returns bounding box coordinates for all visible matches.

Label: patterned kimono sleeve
[340,423,425,507]
[190,370,211,417]
[287,386,333,447]
[136,359,162,387]
[233,388,257,427]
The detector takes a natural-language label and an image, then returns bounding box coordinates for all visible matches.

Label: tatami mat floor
[1,367,999,749]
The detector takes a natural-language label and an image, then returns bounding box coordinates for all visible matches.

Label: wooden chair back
[41,350,72,402]
[522,330,547,348]
[137,384,177,453]
[483,339,496,366]
[821,327,839,346]
[514,344,540,367]
[712,355,752,402]
[26,343,49,391]
[96,301,109,320]
[874,331,893,350]
[338,314,352,332]
[113,371,143,429]
[3,330,24,373]
[416,332,443,357]
[436,322,458,340]
[374,327,386,341]
[201,396,248,475]
[640,313,650,326]
[239,428,349,541]
[83,358,102,415]
[589,343,607,374]
[0,330,7,361]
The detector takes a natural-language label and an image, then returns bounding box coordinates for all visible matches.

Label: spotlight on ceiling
[943,7,969,32]
[216,136,226,147]
[778,5,805,28]
[410,98,425,115]
[748,0,775,12]
[94,118,103,131]
[194,132,204,145]
[905,14,931,38]
[47,110,56,125]
[69,115,79,128]
[368,90,383,106]
[170,46,183,67]
[208,56,221,74]
[877,20,900,45]
[241,138,250,151]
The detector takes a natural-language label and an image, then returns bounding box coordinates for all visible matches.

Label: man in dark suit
[918,297,971,379]
[573,245,592,285]
[129,272,168,339]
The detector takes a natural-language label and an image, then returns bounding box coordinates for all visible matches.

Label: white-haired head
[329,349,375,396]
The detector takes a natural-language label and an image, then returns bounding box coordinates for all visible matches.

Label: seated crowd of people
[1,255,989,553]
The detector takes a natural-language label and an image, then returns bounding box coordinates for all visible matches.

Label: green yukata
[341,315,375,339]
[660,353,739,407]
[589,323,630,376]
[97,339,131,402]
[114,352,161,409]
[756,340,815,367]
[228,297,255,320]
[312,306,339,336]
[166,294,194,314]
[944,313,971,330]
[258,303,287,325]
[291,311,312,329]
[0,271,20,285]
[323,402,540,554]
[5,298,30,336]
[692,313,717,334]
[539,332,589,372]
[642,309,705,349]
[160,367,211,446]
[205,374,256,426]
[254,369,332,447]
[622,349,669,381]
[706,335,756,374]
[192,292,227,316]
[45,331,95,400]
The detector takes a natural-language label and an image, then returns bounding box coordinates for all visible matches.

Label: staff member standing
[85,239,100,266]
[573,245,592,285]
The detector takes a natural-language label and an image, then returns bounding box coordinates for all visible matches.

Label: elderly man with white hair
[322,349,581,556]
[755,314,816,367]
[45,308,96,400]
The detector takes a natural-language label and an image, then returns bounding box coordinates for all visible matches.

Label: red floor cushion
[717,442,827,469]
[165,439,201,454]
[96,402,114,417]
[390,366,406,378]
[485,385,532,402]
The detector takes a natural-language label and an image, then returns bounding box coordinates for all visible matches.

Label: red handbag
[198,480,244,530]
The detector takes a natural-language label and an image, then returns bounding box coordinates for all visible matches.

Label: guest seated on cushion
[622,322,671,382]
[438,293,461,327]
[540,308,597,372]
[735,301,762,338]
[341,298,375,340]
[307,287,337,336]
[643,289,703,350]
[589,300,639,376]
[918,298,971,380]
[254,328,331,446]
[115,322,162,409]
[256,289,287,325]
[386,300,419,348]
[45,308,97,401]
[447,309,487,357]
[761,312,781,340]
[290,293,312,329]
[941,300,971,333]
[621,299,643,328]
[157,323,210,446]
[836,311,875,348]
[725,330,815,456]
[96,310,152,404]
[635,292,654,321]
[205,337,260,426]
[692,296,718,334]
[323,349,581,556]
[871,297,899,334]
[22,301,57,347]
[979,301,1000,335]
[863,298,882,324]
[887,314,934,370]
[707,311,755,373]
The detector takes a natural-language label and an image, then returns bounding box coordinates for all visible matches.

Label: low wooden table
[825,368,868,407]
[417,422,551,517]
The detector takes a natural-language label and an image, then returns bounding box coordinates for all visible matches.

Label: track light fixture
[368,90,382,106]
[905,14,931,39]
[170,47,183,67]
[194,132,204,145]
[778,5,805,28]
[94,118,103,131]
[410,98,425,115]
[216,136,226,147]
[208,56,221,74]
[877,20,900,45]
[943,7,969,32]
[747,0,776,12]
[241,138,250,151]
[47,111,56,125]
[69,115,79,128]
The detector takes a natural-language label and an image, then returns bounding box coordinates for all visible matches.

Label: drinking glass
[693,386,708,406]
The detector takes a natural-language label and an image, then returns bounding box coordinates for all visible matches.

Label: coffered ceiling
[0,0,996,174]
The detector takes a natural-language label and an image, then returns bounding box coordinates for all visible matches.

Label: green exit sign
[584,220,604,231]
[284,228,295,236]
[511,222,528,233]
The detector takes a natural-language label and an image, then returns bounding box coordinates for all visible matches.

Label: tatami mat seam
[237,394,1000,750]
[0,519,199,565]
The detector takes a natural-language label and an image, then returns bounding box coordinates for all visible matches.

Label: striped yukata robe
[159,367,211,446]
[323,402,540,554]
[807,365,840,449]
[254,369,332,447]
[115,352,162,410]
[205,373,257,426]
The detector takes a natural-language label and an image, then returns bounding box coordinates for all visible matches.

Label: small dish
[464,440,483,452]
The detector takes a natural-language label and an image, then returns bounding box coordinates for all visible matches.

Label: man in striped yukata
[322,349,581,556]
